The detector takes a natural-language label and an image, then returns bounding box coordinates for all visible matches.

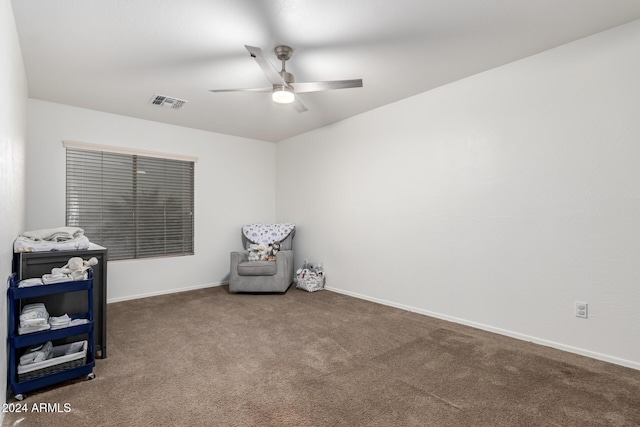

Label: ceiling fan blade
[289,79,363,94]
[244,45,285,86]
[291,96,308,113]
[209,87,271,93]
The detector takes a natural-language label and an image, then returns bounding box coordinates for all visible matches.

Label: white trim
[63,140,198,162]
[107,281,225,304]
[324,285,640,372]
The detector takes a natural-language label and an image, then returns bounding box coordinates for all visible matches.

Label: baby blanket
[243,223,295,245]
[21,226,84,242]
[14,235,91,253]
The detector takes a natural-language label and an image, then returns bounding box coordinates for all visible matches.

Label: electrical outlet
[575,302,588,319]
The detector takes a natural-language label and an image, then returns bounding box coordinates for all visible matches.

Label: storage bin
[18,340,87,382]
[296,275,325,292]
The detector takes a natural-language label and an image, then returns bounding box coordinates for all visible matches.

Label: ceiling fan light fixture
[272,85,295,104]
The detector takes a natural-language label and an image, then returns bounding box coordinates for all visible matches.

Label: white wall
[276,20,640,369]
[1,0,28,410]
[26,100,276,301]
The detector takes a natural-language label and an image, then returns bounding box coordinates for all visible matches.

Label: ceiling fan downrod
[274,45,295,84]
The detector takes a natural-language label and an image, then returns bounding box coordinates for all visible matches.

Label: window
[65,143,194,261]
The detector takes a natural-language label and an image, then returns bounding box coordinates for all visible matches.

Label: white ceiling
[11,1,640,142]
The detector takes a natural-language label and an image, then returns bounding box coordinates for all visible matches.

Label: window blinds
[66,148,194,260]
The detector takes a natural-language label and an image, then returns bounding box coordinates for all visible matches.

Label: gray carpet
[4,285,640,426]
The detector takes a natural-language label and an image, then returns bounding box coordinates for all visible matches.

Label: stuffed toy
[247,243,270,261]
[52,256,98,281]
[271,241,281,255]
[265,241,281,261]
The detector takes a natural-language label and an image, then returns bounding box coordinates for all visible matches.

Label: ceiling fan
[209,45,363,113]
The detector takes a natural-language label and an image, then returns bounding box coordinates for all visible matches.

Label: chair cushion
[237,261,277,276]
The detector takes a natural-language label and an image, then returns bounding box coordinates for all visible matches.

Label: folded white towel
[18,278,44,288]
[49,314,71,326]
[50,318,88,330]
[42,273,73,284]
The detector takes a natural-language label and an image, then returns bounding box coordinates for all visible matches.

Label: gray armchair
[229,227,295,293]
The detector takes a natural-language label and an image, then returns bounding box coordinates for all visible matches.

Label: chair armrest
[231,250,249,265]
[275,249,293,261]
[275,250,294,282]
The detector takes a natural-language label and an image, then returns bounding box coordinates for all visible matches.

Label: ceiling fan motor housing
[274,45,293,61]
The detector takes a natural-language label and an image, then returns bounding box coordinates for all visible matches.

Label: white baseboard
[107,281,226,304]
[325,286,640,372]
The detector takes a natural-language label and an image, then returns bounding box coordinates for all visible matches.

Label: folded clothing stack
[19,341,53,366]
[49,314,71,330]
[18,303,50,335]
[49,314,89,330]
[18,303,89,335]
